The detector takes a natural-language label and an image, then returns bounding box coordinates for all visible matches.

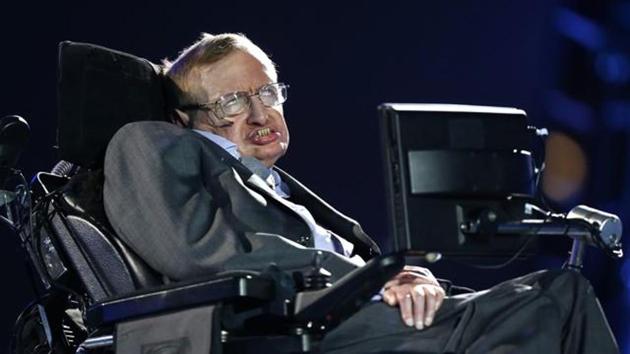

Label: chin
[257,153,284,167]
[256,145,286,162]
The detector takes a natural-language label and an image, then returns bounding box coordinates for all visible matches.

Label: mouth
[249,127,280,145]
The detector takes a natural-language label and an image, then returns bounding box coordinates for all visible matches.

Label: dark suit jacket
[103,121,381,281]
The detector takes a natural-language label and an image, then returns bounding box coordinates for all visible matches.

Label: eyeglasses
[181,82,289,121]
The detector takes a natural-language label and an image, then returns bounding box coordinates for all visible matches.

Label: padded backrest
[57,41,168,168]
[34,171,163,302]
[58,170,163,292]
[48,212,134,301]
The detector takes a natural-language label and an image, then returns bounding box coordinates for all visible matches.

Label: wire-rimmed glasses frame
[180,82,289,121]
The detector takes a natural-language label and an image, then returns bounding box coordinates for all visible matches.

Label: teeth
[256,128,271,137]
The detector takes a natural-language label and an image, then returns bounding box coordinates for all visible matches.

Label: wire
[0,215,15,230]
[7,169,93,354]
[528,125,553,211]
[14,170,90,319]
[450,236,536,270]
[451,197,547,270]
[18,171,34,248]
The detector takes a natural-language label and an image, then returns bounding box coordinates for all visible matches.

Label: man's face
[192,50,289,167]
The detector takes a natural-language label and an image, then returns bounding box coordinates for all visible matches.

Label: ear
[172,108,193,128]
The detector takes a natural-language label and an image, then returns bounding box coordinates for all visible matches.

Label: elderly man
[105,32,444,330]
[104,33,618,353]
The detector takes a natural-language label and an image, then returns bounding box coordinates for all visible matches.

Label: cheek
[270,108,288,134]
[267,105,284,118]
[216,125,242,143]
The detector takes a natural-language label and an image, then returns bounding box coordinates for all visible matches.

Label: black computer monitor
[379,103,536,258]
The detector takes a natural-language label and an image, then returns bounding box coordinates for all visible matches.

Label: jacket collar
[193,130,381,259]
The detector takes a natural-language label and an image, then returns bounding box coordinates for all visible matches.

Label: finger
[383,278,401,290]
[385,274,417,289]
[412,286,426,330]
[397,272,440,287]
[397,291,414,327]
[403,265,434,278]
[396,270,423,279]
[424,286,437,327]
[395,271,429,283]
[382,289,397,306]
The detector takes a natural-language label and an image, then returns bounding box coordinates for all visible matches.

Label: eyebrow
[212,82,276,100]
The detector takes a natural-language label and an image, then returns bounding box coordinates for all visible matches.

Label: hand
[382,266,445,330]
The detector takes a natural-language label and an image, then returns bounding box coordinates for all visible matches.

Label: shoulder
[107,121,221,156]
[105,121,235,176]
[111,121,196,144]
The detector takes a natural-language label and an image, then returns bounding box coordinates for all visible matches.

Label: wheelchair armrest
[87,253,405,331]
[86,273,274,327]
[293,253,405,327]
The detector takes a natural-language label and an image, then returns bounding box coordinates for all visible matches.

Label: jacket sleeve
[103,121,358,281]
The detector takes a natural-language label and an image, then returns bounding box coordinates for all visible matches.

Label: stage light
[595,52,630,84]
[555,7,605,51]
[542,132,588,203]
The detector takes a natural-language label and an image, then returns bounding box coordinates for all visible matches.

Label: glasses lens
[212,83,289,119]
[218,92,249,117]
[259,83,288,107]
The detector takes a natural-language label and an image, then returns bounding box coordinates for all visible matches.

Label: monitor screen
[379,103,537,258]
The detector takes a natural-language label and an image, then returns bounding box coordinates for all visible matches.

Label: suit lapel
[195,131,379,257]
[241,171,315,226]
[274,167,382,259]
[234,167,291,209]
[235,162,382,259]
[196,134,303,221]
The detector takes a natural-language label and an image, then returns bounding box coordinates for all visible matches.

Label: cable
[528,125,553,211]
[451,198,546,270]
[18,171,34,249]
[15,172,90,320]
[452,125,553,271]
[8,169,94,353]
[449,235,536,270]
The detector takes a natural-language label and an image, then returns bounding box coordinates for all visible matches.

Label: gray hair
[163,32,277,105]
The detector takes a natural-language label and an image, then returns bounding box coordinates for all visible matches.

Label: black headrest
[57,41,168,168]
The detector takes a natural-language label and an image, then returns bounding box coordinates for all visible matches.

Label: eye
[220,93,248,115]
[259,86,280,102]
[223,96,241,108]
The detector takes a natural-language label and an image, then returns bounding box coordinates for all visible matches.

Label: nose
[246,96,268,125]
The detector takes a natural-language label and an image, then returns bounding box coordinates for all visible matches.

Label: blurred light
[542,132,588,202]
[545,90,594,133]
[621,258,630,290]
[603,99,630,131]
[555,7,605,51]
[595,52,630,84]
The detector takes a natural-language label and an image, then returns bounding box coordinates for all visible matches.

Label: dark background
[1,1,629,352]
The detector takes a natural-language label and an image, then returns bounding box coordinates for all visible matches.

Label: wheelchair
[3,41,623,354]
[5,41,409,354]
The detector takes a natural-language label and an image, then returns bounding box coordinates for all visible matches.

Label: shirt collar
[269,169,290,198]
[192,129,290,198]
[193,129,240,160]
